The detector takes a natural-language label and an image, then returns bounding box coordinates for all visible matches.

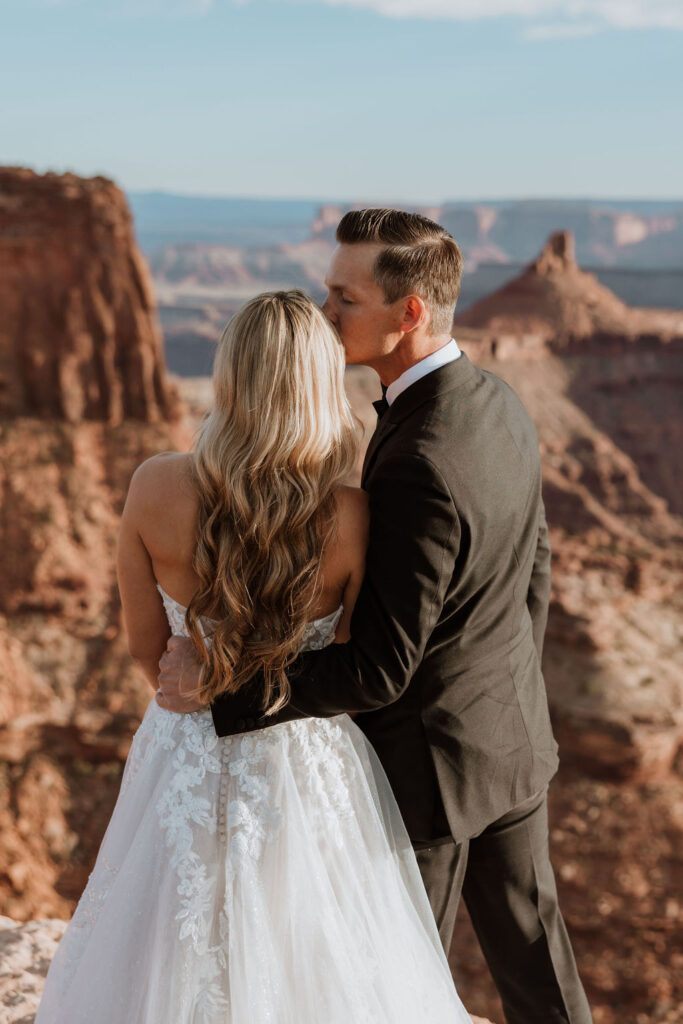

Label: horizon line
[127,188,683,206]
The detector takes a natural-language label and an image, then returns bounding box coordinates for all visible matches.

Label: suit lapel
[361,414,400,484]
[361,352,478,486]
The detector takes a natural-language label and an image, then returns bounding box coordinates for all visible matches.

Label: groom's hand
[156,636,205,714]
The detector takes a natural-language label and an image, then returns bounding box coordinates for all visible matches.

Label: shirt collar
[385,338,462,407]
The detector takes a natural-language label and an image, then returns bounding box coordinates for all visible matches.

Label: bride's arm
[117,463,172,688]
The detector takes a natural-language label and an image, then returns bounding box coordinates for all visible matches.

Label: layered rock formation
[0,167,181,423]
[0,169,188,921]
[151,238,331,302]
[458,231,683,516]
[453,234,683,787]
[458,230,683,345]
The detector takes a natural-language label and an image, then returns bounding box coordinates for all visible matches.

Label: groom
[157,209,592,1024]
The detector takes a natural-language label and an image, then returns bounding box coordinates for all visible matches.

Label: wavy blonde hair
[185,290,359,713]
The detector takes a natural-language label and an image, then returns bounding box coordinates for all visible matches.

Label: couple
[38,209,591,1023]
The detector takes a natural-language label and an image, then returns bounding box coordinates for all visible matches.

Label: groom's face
[322,243,401,366]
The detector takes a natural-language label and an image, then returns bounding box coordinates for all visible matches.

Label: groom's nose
[322,296,338,326]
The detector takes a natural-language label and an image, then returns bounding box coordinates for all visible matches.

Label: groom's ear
[399,294,428,333]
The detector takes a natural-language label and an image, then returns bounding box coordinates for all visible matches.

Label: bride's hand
[156,636,205,714]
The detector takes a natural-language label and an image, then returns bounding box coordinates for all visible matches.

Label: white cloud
[31,0,683,32]
[301,0,683,32]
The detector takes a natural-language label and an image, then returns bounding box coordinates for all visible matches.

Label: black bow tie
[372,385,389,420]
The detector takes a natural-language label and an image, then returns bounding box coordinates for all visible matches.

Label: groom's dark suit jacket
[211,352,559,844]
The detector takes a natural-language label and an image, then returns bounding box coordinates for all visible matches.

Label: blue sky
[1,0,682,200]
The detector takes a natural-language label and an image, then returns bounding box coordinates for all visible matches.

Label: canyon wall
[0,169,189,922]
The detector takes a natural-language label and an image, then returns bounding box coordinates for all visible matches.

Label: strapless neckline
[155,582,343,629]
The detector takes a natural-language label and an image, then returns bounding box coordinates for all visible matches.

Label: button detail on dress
[217,737,232,844]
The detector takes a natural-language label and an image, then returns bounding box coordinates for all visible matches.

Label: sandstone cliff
[451,234,683,786]
[0,167,181,423]
[457,231,683,517]
[457,230,683,345]
[0,169,189,921]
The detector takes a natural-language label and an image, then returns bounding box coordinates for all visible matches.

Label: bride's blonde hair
[185,290,359,713]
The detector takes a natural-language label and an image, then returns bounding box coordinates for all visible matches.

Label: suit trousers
[415,789,593,1024]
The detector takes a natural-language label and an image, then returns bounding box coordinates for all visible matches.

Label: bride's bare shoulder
[334,483,368,514]
[124,452,196,517]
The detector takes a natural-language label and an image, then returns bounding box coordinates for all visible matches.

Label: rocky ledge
[0,916,66,1022]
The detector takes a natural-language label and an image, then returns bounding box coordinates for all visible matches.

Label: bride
[36,290,471,1023]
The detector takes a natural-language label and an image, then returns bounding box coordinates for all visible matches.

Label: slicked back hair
[336,208,464,335]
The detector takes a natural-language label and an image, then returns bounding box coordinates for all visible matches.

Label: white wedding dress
[37,584,470,1023]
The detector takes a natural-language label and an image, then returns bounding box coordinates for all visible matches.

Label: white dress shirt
[385,338,462,406]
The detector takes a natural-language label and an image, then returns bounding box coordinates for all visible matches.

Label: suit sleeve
[526,497,551,661]
[211,453,459,736]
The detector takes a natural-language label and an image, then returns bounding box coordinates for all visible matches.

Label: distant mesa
[457,230,683,517]
[532,228,576,274]
[456,230,683,348]
[304,199,683,270]
[0,167,181,424]
[310,203,347,243]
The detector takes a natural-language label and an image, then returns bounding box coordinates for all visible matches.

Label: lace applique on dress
[155,713,230,1016]
[153,584,349,999]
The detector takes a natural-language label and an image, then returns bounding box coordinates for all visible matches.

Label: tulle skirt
[37,701,470,1023]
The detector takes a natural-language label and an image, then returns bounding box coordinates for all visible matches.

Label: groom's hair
[336,208,464,335]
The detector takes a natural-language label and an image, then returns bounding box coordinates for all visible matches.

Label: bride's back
[134,449,368,636]
[121,290,364,710]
